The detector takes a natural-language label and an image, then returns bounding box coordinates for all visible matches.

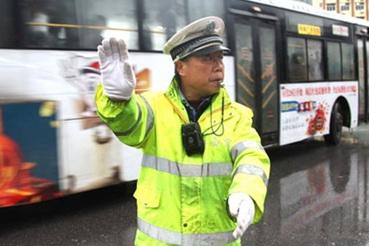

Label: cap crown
[163,16,226,60]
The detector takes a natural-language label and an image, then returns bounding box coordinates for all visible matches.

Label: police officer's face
[177,51,224,99]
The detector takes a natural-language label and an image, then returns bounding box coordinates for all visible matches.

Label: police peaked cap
[163,16,230,62]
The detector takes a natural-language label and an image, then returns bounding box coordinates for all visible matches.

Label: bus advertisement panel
[280,82,358,145]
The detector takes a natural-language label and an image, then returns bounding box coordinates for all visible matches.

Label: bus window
[20,0,58,48]
[260,26,278,133]
[187,0,225,20]
[342,43,355,80]
[187,0,227,46]
[327,41,342,80]
[142,0,227,51]
[0,0,15,48]
[20,0,138,50]
[235,23,255,112]
[287,37,307,82]
[76,0,138,50]
[307,39,324,81]
[142,0,186,51]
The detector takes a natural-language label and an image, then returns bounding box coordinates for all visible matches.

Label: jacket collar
[164,77,232,121]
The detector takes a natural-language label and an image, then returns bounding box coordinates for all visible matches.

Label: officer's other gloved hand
[228,192,255,239]
[97,37,136,101]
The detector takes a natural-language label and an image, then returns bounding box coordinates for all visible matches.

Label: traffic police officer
[95,16,270,246]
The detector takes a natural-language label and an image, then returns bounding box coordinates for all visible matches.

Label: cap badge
[204,21,216,35]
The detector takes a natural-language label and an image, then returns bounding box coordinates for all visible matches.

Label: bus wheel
[324,103,343,145]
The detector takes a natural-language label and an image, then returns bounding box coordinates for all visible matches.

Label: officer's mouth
[209,78,224,86]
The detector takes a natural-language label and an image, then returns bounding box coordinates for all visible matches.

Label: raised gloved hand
[97,37,136,101]
[228,193,255,239]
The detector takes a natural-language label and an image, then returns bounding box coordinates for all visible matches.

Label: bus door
[232,14,279,146]
[357,36,369,122]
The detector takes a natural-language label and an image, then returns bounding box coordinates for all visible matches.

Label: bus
[0,0,368,207]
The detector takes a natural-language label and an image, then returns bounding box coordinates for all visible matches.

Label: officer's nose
[213,59,223,71]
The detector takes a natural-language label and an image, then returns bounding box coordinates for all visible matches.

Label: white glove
[97,37,136,101]
[228,193,255,239]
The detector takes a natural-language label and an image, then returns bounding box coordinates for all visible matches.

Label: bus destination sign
[297,24,321,36]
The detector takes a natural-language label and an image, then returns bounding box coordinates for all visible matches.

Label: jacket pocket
[133,185,160,208]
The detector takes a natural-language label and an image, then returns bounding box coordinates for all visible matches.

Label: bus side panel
[58,52,178,192]
[57,54,143,192]
[0,102,61,207]
[280,81,358,145]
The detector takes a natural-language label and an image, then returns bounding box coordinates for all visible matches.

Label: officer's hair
[174,56,190,77]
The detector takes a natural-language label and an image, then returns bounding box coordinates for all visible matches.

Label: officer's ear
[175,60,186,77]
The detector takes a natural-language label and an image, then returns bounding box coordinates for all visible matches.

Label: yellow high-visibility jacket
[95,77,270,246]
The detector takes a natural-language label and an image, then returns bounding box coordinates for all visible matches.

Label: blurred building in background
[313,0,369,20]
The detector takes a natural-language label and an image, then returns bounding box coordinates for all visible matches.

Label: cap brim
[190,44,230,57]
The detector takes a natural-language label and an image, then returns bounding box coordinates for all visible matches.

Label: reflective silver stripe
[142,155,232,177]
[138,217,181,245]
[113,101,143,136]
[140,95,154,137]
[231,141,265,162]
[235,164,268,186]
[137,217,236,246]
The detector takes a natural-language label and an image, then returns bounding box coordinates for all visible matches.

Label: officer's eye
[197,54,223,63]
[198,55,212,62]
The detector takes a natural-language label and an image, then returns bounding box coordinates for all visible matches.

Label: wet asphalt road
[1,125,369,246]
